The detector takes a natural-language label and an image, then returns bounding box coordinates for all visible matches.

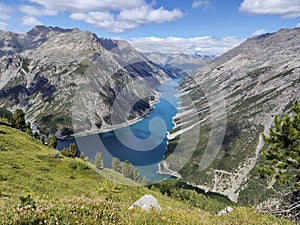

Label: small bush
[18,195,36,209]
[61,144,78,158]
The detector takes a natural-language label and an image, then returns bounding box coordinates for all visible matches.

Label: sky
[0,0,300,55]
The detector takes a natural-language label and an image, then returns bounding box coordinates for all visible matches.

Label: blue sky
[1,0,300,55]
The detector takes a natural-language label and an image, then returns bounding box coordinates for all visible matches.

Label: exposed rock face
[164,28,300,202]
[0,26,169,135]
[143,52,214,78]
[128,194,162,212]
[217,206,234,216]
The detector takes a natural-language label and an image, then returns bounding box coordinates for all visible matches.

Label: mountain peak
[27,25,77,36]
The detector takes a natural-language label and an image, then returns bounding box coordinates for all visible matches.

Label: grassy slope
[0,124,294,224]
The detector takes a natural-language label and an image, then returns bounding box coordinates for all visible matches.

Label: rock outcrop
[128,194,162,212]
[217,206,234,216]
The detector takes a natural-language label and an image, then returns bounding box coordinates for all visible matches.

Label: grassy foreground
[0,124,295,224]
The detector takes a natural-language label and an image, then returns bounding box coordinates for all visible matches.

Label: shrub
[61,144,78,158]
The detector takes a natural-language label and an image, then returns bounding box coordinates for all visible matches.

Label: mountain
[0,26,169,136]
[142,52,214,77]
[0,123,293,224]
[162,28,300,203]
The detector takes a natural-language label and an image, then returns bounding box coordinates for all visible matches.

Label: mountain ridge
[163,27,300,203]
[0,26,170,136]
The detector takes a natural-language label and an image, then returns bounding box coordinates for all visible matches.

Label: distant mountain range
[163,27,300,204]
[0,26,170,136]
[142,52,215,77]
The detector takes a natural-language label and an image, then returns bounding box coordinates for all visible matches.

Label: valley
[0,24,299,224]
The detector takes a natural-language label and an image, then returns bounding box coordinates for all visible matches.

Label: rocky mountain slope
[163,27,300,203]
[0,26,169,136]
[143,52,214,77]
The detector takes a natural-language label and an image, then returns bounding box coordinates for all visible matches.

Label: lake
[58,79,180,182]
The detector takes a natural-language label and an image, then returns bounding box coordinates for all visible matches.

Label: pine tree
[25,122,33,136]
[258,101,300,189]
[69,143,77,158]
[112,157,122,173]
[12,109,26,131]
[132,167,140,182]
[121,160,133,179]
[94,152,104,169]
[40,134,45,144]
[47,136,57,149]
[257,100,300,220]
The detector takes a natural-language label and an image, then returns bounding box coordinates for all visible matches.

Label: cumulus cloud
[23,0,184,33]
[251,28,267,36]
[20,5,58,17]
[70,5,183,33]
[22,16,43,26]
[192,0,211,9]
[118,6,183,23]
[239,0,300,18]
[71,12,114,28]
[297,22,300,28]
[28,0,145,12]
[129,36,245,56]
[0,21,8,30]
[0,4,13,30]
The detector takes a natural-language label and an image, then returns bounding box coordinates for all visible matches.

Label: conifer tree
[47,136,57,149]
[257,100,300,220]
[12,109,26,131]
[25,122,33,136]
[258,101,299,190]
[94,152,104,169]
[112,157,122,173]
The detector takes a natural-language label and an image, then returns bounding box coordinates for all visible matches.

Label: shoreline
[157,160,182,179]
[156,83,183,178]
[59,92,161,140]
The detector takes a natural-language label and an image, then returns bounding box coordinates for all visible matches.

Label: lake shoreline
[58,92,161,140]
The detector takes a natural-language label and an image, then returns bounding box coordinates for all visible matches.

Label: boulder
[217,206,233,216]
[128,194,162,212]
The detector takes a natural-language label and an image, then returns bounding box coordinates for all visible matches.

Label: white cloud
[28,0,146,12]
[0,21,8,30]
[129,36,245,56]
[239,0,300,18]
[71,12,114,28]
[71,6,183,33]
[24,0,184,33]
[192,0,211,9]
[0,4,13,30]
[22,16,43,26]
[118,6,183,24]
[20,5,58,17]
[251,28,267,36]
[297,22,300,28]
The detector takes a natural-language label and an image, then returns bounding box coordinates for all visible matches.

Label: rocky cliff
[0,26,169,135]
[163,27,300,202]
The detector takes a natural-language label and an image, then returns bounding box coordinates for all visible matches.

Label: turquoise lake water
[58,79,180,182]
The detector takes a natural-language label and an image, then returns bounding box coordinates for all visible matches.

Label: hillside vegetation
[0,124,294,224]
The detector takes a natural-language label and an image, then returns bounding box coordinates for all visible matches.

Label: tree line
[92,153,140,182]
[8,109,58,149]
